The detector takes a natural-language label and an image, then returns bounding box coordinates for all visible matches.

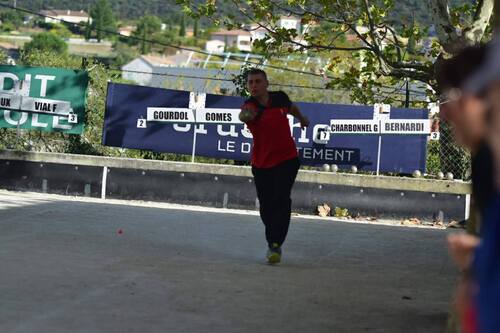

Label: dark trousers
[251,158,300,247]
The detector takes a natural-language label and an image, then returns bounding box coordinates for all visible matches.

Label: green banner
[0,65,88,134]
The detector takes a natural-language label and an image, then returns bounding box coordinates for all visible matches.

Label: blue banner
[103,83,428,173]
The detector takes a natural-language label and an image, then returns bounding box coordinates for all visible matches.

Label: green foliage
[193,19,198,37]
[21,49,79,67]
[152,28,196,50]
[178,0,489,105]
[230,61,350,104]
[111,41,139,67]
[439,121,471,179]
[84,20,92,40]
[132,15,162,54]
[90,0,117,42]
[65,134,101,155]
[1,0,474,27]
[0,21,17,33]
[0,49,8,64]
[48,23,73,38]
[179,15,186,37]
[0,10,23,29]
[334,207,349,218]
[231,64,252,97]
[426,140,441,175]
[23,32,68,54]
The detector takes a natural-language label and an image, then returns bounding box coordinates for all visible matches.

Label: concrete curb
[0,150,471,195]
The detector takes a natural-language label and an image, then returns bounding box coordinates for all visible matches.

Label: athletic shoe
[266,243,281,264]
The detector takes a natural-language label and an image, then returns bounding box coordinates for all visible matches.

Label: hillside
[12,0,475,28]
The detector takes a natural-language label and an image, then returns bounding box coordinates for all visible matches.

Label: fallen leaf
[317,203,331,217]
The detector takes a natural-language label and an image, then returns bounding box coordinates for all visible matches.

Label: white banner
[381,119,430,135]
[0,92,22,110]
[430,132,440,140]
[196,108,242,124]
[373,103,391,121]
[330,120,380,134]
[21,97,71,115]
[329,119,431,135]
[147,107,195,123]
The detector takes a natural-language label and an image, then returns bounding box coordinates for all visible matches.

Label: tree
[84,20,92,41]
[179,0,495,178]
[90,0,116,42]
[48,23,72,38]
[112,41,140,67]
[179,0,493,95]
[193,19,199,38]
[0,21,16,32]
[0,10,23,30]
[133,15,162,54]
[179,15,186,37]
[23,32,68,54]
[0,49,9,64]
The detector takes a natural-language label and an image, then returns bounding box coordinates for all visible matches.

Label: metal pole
[101,166,108,199]
[184,51,194,67]
[376,135,382,176]
[465,194,471,220]
[15,116,20,148]
[405,80,410,108]
[203,52,212,69]
[191,129,197,163]
[301,56,310,72]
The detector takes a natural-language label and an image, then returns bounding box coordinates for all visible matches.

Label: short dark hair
[246,68,267,81]
[436,45,487,92]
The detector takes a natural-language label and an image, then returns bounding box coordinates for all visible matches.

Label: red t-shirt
[242,91,298,168]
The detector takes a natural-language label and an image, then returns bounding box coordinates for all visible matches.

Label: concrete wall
[0,150,471,220]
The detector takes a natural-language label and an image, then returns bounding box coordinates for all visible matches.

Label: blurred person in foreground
[436,44,494,333]
[460,36,500,333]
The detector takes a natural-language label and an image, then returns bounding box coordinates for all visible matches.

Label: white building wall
[122,58,154,86]
[236,35,252,52]
[279,18,300,31]
[45,14,90,24]
[206,40,225,53]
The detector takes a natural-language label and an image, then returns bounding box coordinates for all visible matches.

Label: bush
[23,32,68,54]
[0,21,16,32]
[426,140,441,175]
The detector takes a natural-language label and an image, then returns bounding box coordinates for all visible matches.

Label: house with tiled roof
[40,9,91,24]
